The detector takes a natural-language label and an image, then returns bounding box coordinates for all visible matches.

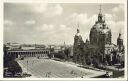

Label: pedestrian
[105,71,110,78]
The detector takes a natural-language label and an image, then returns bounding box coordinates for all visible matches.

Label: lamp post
[27,60,28,74]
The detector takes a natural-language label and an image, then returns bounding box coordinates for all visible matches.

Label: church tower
[73,24,84,63]
[117,33,124,52]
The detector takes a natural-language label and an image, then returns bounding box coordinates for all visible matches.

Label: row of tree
[4,45,22,77]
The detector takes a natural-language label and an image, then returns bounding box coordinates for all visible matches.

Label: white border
[0,0,127,80]
[0,0,3,79]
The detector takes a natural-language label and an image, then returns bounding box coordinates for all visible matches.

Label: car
[22,72,31,77]
[105,71,113,78]
[21,57,24,60]
[14,72,22,77]
[4,72,12,77]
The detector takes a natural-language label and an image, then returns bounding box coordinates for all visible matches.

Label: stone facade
[89,10,112,63]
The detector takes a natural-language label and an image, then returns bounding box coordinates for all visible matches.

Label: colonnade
[7,50,50,58]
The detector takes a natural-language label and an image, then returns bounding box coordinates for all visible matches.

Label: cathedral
[73,7,124,67]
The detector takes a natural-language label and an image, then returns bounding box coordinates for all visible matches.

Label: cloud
[4,20,14,26]
[68,12,97,26]
[112,4,124,21]
[28,4,63,17]
[25,20,36,25]
[43,4,63,17]
[4,20,15,32]
[34,24,74,44]
[59,24,71,31]
[112,4,124,13]
[31,3,48,13]
[105,13,113,21]
[68,13,88,25]
[35,24,72,36]
[52,4,63,15]
[36,24,54,31]
[51,24,74,44]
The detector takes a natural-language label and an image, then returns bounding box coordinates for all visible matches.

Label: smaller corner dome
[118,33,123,40]
[75,33,83,40]
[75,28,82,37]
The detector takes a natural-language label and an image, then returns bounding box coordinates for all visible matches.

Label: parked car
[22,72,31,77]
[4,72,12,77]
[14,72,22,77]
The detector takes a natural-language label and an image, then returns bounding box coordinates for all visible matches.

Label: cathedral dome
[74,28,84,46]
[91,15,110,35]
[90,7,112,45]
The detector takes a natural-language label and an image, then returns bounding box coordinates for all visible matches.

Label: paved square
[17,58,106,78]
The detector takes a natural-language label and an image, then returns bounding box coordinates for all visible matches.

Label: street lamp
[26,60,28,74]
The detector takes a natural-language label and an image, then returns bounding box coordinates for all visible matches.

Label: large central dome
[91,12,111,34]
[89,11,112,47]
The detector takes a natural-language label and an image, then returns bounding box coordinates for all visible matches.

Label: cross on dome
[77,23,80,33]
[99,5,102,14]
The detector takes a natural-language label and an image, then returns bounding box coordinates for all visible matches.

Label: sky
[4,3,125,45]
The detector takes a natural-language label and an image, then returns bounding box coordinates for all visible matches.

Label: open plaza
[17,57,106,78]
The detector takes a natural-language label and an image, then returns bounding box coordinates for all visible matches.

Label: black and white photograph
[2,0,127,80]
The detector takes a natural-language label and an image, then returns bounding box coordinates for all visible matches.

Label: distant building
[35,44,46,49]
[5,43,21,50]
[7,49,50,58]
[21,44,46,50]
[21,44,35,50]
[4,43,50,59]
